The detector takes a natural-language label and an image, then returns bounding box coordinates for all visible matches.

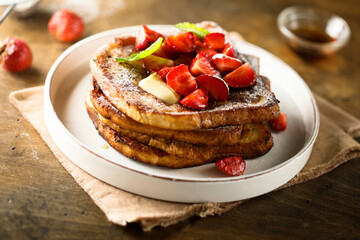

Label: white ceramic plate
[44,25,319,203]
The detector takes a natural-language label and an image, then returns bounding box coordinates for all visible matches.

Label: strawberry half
[190,52,220,77]
[222,42,237,58]
[157,66,177,80]
[269,112,287,131]
[174,53,196,66]
[180,87,209,110]
[196,74,229,101]
[212,53,242,75]
[196,46,218,58]
[166,64,198,96]
[216,156,246,176]
[135,25,164,50]
[163,32,196,54]
[142,55,174,72]
[153,45,171,59]
[223,62,255,88]
[204,32,225,51]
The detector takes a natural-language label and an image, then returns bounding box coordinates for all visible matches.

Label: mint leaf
[175,22,210,38]
[115,37,163,63]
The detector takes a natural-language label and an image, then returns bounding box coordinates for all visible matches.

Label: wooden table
[1,0,359,239]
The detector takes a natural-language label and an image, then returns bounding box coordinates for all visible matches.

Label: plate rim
[44,25,320,184]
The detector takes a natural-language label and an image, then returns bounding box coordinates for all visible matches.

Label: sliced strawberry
[142,55,174,72]
[194,37,205,48]
[174,53,195,66]
[196,75,229,101]
[180,87,209,110]
[157,66,176,80]
[193,33,203,45]
[166,64,198,96]
[204,32,225,51]
[153,45,171,59]
[135,25,164,50]
[216,156,246,176]
[212,53,242,75]
[163,32,196,54]
[190,52,220,77]
[223,62,255,88]
[196,46,218,58]
[222,42,237,58]
[269,112,287,131]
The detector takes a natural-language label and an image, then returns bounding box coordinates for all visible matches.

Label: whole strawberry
[48,9,84,43]
[0,37,33,72]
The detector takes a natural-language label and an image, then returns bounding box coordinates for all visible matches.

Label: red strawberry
[0,37,32,72]
[174,53,195,66]
[166,64,197,96]
[142,55,174,72]
[216,156,246,176]
[194,36,205,48]
[163,32,196,54]
[196,46,218,58]
[190,52,220,77]
[223,62,255,88]
[222,42,237,58]
[196,75,229,101]
[48,9,84,43]
[180,87,209,110]
[193,33,203,43]
[153,44,171,59]
[157,66,176,79]
[212,53,242,75]
[135,25,164,50]
[269,112,287,131]
[204,32,225,51]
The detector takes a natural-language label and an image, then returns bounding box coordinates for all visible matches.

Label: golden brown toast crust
[89,80,244,146]
[86,94,274,168]
[89,25,280,130]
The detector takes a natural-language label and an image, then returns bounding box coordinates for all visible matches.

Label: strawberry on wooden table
[180,87,209,110]
[196,75,229,101]
[190,52,220,77]
[223,62,255,88]
[212,53,242,75]
[0,37,32,72]
[48,9,84,43]
[135,25,164,50]
[166,64,198,96]
[204,32,225,51]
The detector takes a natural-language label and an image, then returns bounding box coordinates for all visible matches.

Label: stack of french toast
[86,22,280,169]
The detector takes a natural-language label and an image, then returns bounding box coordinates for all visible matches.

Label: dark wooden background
[1,0,359,239]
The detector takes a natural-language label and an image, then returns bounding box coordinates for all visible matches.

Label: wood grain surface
[1,0,359,239]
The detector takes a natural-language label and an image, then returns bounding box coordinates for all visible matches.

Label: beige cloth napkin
[9,86,360,231]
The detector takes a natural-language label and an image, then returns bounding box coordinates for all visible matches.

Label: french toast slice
[89,80,244,146]
[86,97,274,168]
[90,25,280,130]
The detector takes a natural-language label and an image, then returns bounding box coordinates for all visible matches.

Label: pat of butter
[139,73,180,105]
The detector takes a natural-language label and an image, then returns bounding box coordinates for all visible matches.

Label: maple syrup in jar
[291,26,335,43]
